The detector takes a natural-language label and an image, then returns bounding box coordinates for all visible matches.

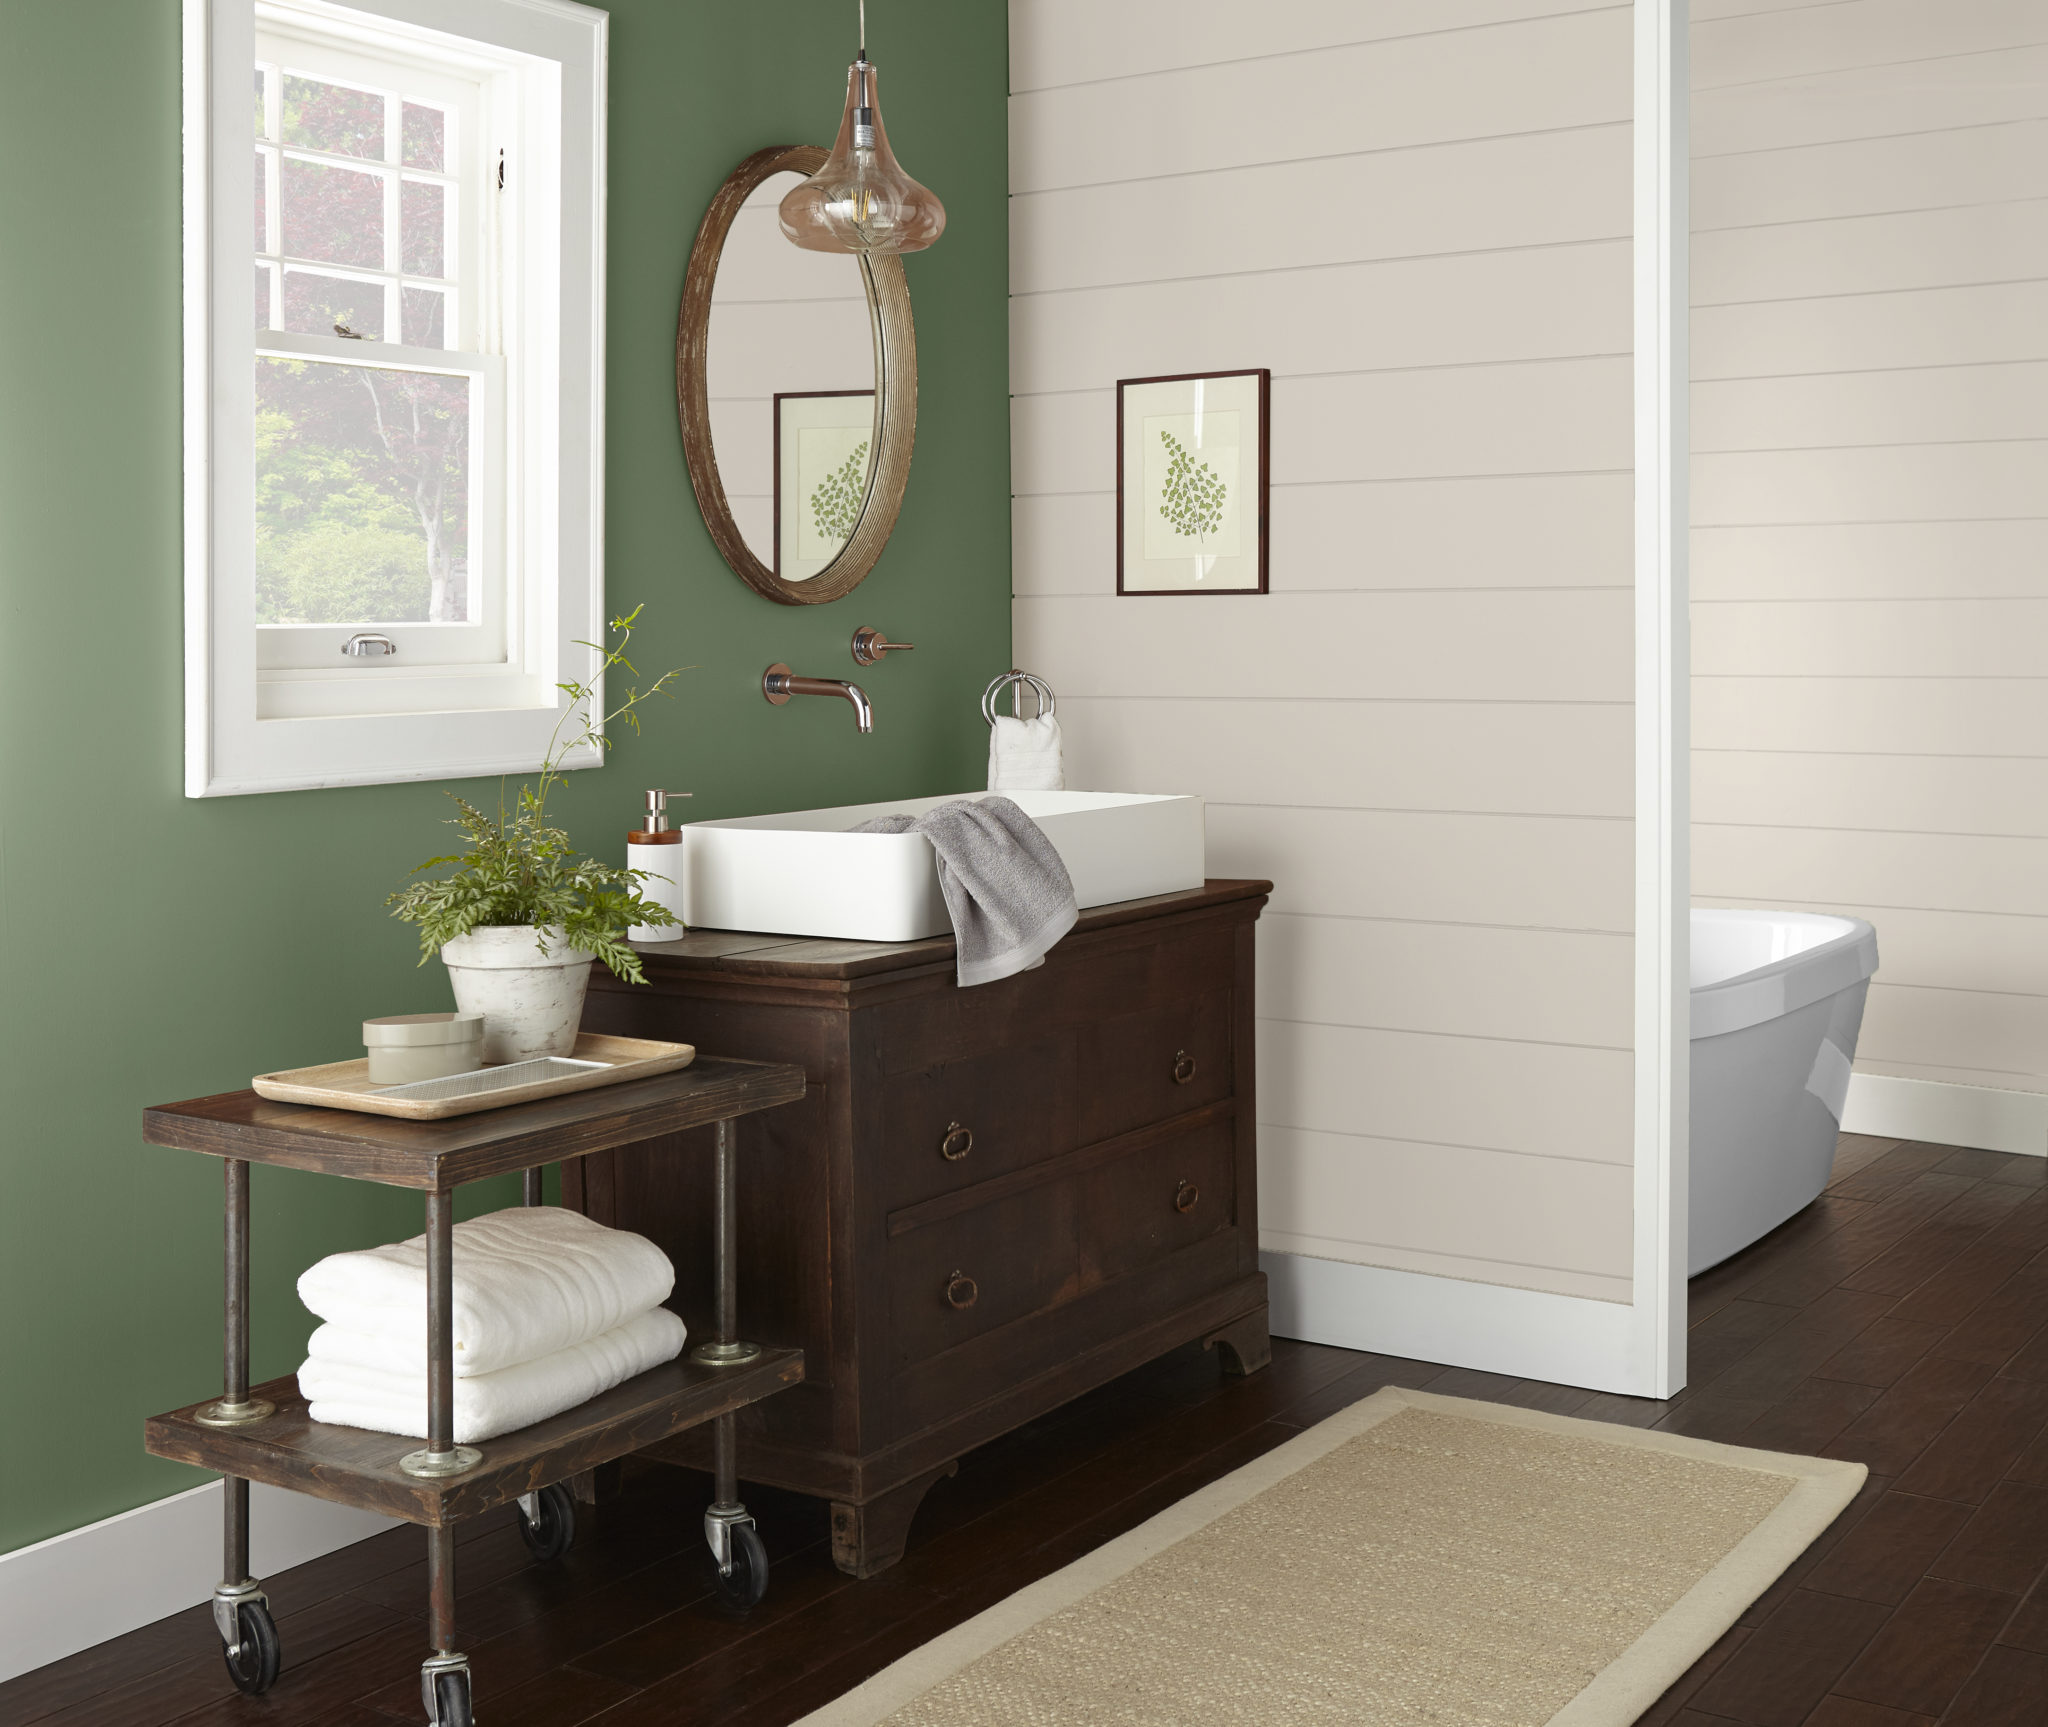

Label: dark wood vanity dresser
[574,878,1272,1578]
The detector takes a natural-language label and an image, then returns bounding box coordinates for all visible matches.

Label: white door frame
[1630,0,1690,1399]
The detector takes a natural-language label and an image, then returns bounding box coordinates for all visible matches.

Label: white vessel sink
[681,790,1206,942]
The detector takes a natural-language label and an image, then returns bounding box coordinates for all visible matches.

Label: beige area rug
[799,1387,1867,1727]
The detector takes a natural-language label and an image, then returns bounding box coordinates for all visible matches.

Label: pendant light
[779,0,946,256]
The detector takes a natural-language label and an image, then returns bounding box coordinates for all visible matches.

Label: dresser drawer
[887,1180,1078,1367]
[1078,990,1233,1144]
[1079,1117,1237,1283]
[881,1034,1077,1209]
[869,924,1239,1075]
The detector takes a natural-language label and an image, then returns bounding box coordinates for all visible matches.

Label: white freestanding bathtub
[1691,908,1880,1274]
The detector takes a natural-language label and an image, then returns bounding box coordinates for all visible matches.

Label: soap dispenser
[627,789,690,943]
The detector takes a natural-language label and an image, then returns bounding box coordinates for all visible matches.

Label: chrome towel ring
[981,669,1056,726]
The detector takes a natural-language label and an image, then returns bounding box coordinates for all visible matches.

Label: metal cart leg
[690,1121,760,1370]
[401,1191,482,1480]
[693,1120,770,1608]
[196,1159,282,1692]
[420,1526,470,1724]
[198,1160,277,1434]
[522,1166,543,1207]
[402,1191,478,1723]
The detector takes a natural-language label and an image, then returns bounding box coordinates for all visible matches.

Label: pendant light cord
[858,0,867,62]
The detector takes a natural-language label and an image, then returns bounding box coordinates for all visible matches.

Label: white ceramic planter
[439,925,596,1063]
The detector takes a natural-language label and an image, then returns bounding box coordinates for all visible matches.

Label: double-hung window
[186,0,606,796]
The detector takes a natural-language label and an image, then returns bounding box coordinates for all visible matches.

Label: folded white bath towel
[296,1206,674,1379]
[297,1305,687,1444]
[987,714,1064,792]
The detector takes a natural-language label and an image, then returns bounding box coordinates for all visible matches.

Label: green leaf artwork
[809,440,870,551]
[1158,429,1228,545]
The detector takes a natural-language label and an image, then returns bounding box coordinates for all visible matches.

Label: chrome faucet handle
[851,626,915,667]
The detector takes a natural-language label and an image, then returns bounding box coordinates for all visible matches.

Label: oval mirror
[677,145,917,605]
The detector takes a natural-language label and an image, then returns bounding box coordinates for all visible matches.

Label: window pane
[254,69,267,137]
[402,179,445,277]
[255,265,272,330]
[402,102,445,171]
[255,356,471,625]
[254,149,268,250]
[282,156,384,269]
[281,75,385,159]
[282,269,384,339]
[401,285,446,349]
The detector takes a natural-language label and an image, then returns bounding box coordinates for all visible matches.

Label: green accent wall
[0,0,1009,1555]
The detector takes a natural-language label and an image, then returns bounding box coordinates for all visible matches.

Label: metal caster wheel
[221,1598,281,1695]
[517,1482,576,1562]
[431,1668,474,1727]
[710,1519,769,1611]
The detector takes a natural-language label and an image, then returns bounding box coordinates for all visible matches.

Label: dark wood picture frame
[1116,368,1270,597]
[772,389,879,577]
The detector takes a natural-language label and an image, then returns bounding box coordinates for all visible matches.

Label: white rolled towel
[296,1206,674,1379]
[298,1306,687,1444]
[988,714,1064,792]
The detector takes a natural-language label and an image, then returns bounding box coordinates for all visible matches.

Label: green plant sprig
[386,605,689,985]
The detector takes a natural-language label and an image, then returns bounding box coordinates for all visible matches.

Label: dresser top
[620,878,1271,982]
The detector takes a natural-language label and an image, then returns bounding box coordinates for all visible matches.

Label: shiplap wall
[1009,1,1640,1303]
[1692,0,2048,1100]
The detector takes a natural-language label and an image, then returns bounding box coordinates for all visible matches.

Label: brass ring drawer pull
[1175,1181,1201,1215]
[939,1121,974,1161]
[945,1271,979,1310]
[1172,1050,1198,1085]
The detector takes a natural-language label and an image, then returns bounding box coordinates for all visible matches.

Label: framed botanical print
[774,389,878,581]
[1116,368,1269,595]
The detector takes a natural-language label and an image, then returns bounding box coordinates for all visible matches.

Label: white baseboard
[1263,1250,1650,1397]
[1843,1072,2048,1158]
[0,1481,397,1685]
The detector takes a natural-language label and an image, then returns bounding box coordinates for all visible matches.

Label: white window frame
[184,0,607,796]
[253,36,481,356]
[251,27,503,675]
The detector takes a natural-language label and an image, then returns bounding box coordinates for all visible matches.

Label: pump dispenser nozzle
[637,788,689,836]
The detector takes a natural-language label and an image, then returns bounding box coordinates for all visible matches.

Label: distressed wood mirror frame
[676,144,918,606]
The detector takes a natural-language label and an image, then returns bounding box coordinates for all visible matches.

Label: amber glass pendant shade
[778,58,945,255]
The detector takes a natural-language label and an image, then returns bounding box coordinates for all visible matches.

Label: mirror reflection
[706,170,878,581]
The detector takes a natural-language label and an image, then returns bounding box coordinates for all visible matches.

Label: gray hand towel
[852,796,1078,987]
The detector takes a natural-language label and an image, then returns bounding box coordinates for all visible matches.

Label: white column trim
[1630,0,1690,1400]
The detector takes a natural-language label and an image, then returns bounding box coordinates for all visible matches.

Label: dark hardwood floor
[7,1132,2046,1726]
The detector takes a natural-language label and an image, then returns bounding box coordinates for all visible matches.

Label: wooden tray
[252,1033,695,1120]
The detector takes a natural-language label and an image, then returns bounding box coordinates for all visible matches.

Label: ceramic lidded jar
[437,926,595,1063]
[363,1012,486,1085]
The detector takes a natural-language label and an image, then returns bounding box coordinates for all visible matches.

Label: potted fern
[388,607,685,1063]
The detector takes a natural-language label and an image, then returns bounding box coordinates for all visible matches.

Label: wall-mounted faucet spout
[762,663,873,734]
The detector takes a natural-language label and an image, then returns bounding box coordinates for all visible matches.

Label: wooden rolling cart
[140,1057,807,1727]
